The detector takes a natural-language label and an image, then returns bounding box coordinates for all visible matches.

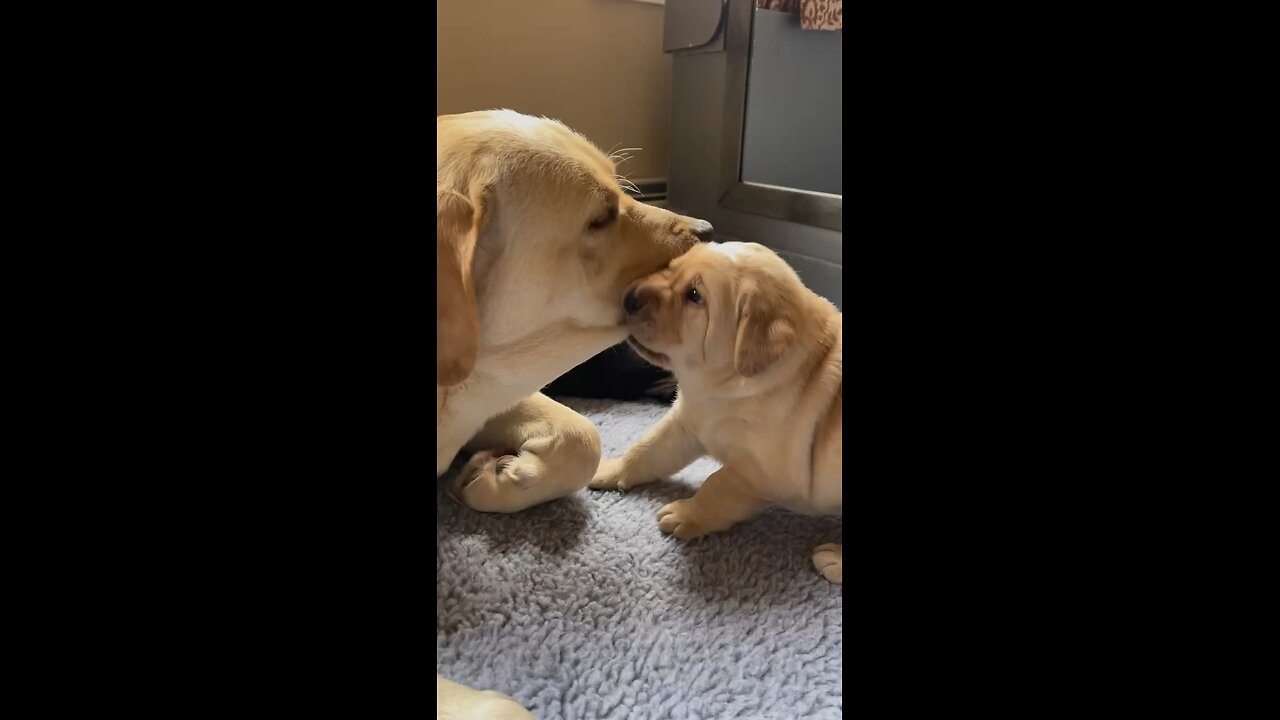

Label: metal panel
[719,0,841,231]
[665,0,842,308]
[663,0,727,53]
[741,9,842,195]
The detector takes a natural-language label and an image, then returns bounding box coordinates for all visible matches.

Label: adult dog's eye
[588,205,618,231]
[685,287,703,305]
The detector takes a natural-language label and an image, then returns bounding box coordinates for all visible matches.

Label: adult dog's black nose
[623,289,643,315]
[691,220,715,242]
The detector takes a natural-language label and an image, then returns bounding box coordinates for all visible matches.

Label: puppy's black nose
[623,289,642,315]
[691,220,715,243]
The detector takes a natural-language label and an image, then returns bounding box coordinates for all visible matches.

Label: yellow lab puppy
[590,242,843,583]
[437,110,711,716]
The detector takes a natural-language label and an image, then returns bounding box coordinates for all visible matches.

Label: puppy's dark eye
[685,287,703,305]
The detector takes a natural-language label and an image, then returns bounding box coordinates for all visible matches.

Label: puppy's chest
[691,414,783,483]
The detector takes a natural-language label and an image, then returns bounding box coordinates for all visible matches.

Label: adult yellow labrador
[436,110,711,716]
[590,242,843,583]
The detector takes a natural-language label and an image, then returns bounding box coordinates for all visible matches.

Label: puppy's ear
[437,190,481,386]
[733,284,796,377]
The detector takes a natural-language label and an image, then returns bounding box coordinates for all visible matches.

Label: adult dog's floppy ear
[437,190,480,386]
[733,283,796,377]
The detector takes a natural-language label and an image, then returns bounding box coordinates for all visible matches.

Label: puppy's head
[436,110,713,386]
[622,242,807,383]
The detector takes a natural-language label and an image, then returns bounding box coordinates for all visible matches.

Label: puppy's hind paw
[812,542,842,584]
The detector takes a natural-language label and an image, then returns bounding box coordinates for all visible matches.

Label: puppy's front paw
[657,499,711,540]
[451,449,543,513]
[589,457,639,491]
[812,542,842,584]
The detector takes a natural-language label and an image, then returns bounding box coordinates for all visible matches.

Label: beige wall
[437,0,671,180]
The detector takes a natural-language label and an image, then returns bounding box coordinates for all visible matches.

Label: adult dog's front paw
[437,675,533,720]
[458,693,534,720]
[451,449,543,513]
[589,457,640,491]
[812,542,843,584]
[657,499,712,539]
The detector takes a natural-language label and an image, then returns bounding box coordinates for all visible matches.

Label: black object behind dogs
[543,342,676,404]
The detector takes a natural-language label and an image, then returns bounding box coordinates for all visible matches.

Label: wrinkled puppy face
[622,242,799,381]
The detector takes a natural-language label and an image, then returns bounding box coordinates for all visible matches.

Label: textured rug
[437,397,843,720]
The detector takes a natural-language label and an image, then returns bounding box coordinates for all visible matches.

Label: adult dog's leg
[451,393,600,513]
[437,675,533,720]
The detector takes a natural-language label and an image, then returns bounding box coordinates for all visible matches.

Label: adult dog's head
[621,242,827,391]
[437,110,713,387]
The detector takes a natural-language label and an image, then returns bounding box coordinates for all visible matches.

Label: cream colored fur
[436,675,532,720]
[436,109,710,715]
[590,242,843,583]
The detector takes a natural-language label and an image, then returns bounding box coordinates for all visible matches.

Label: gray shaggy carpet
[437,397,843,720]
